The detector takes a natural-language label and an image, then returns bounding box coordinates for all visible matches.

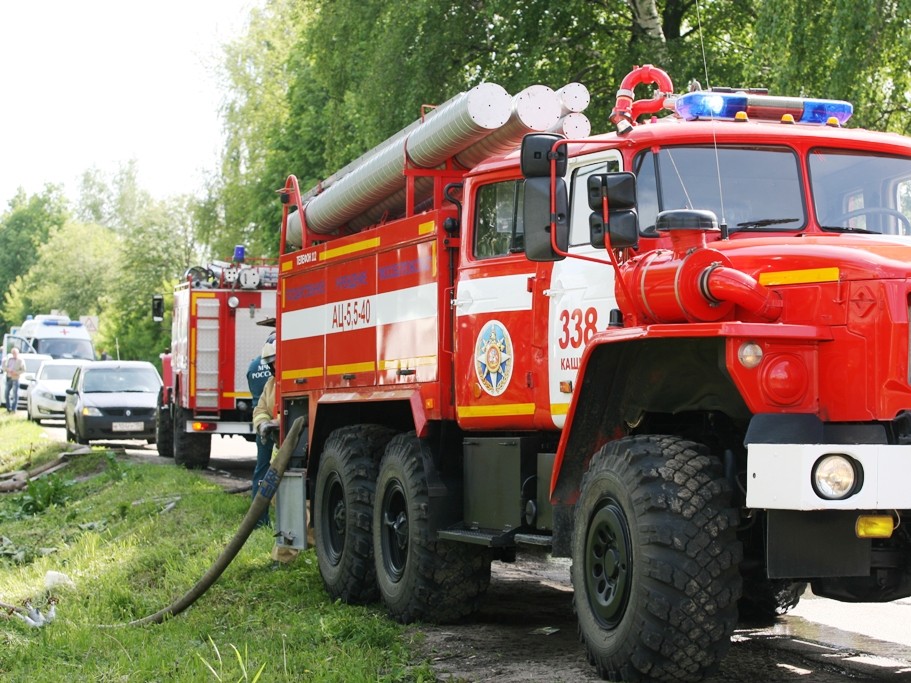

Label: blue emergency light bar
[41,319,84,327]
[674,91,853,125]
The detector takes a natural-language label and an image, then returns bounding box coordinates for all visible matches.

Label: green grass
[0,412,434,682]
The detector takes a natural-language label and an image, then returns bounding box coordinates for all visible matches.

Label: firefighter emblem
[474,320,513,396]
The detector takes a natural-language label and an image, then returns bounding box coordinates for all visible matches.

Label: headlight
[738,341,763,368]
[37,390,55,400]
[812,454,862,500]
[81,407,103,417]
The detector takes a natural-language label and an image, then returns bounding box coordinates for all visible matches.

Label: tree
[752,0,911,134]
[0,185,70,332]
[98,194,204,364]
[216,0,304,256]
[1,221,119,328]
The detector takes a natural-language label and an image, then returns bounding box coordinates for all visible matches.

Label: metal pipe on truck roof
[302,83,512,235]
[549,112,592,139]
[351,85,563,230]
[454,85,562,169]
[556,82,590,115]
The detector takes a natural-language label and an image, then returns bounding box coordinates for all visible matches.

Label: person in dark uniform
[246,332,275,527]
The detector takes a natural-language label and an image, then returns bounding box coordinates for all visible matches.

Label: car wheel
[74,419,89,446]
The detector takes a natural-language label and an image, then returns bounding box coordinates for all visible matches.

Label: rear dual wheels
[314,427,492,622]
[573,435,742,683]
[374,433,491,623]
[314,424,396,604]
[173,407,211,469]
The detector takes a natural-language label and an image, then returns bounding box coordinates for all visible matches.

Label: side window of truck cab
[474,180,524,258]
[570,158,622,245]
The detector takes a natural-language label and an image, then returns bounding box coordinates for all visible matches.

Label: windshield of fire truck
[809,149,911,235]
[633,146,805,233]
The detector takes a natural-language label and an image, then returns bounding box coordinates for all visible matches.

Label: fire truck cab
[274,67,911,682]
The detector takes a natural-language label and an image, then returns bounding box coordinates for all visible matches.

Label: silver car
[27,358,90,423]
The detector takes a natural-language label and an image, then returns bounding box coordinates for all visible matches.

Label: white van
[7,315,96,360]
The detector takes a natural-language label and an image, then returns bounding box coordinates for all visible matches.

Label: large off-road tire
[738,577,807,624]
[173,407,211,469]
[572,434,742,683]
[156,389,174,458]
[374,433,491,623]
[315,424,396,604]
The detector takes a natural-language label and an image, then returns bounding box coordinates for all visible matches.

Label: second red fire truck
[154,254,277,469]
[271,67,911,681]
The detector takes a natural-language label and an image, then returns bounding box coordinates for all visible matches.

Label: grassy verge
[0,412,433,682]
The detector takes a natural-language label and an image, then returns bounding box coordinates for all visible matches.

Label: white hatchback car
[12,352,53,410]
[27,358,90,423]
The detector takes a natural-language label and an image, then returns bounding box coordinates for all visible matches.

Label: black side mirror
[588,172,639,250]
[523,177,569,261]
[520,133,567,178]
[152,294,164,322]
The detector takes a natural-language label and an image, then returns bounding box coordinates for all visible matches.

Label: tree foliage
[0,186,69,330]
[751,0,911,132]
[4,0,911,364]
[1,222,119,327]
[217,0,759,242]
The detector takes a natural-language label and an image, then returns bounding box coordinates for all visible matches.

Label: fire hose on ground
[129,415,307,627]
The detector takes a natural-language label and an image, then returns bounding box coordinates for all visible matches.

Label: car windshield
[83,367,160,393]
[809,149,911,235]
[634,145,805,234]
[23,358,46,373]
[41,364,80,381]
[33,338,95,360]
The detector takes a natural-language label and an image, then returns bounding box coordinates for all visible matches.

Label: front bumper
[747,442,911,510]
[81,416,156,441]
[32,395,66,417]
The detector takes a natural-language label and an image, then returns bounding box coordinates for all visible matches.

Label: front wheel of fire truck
[572,435,742,683]
[173,407,211,469]
[155,389,174,458]
[314,424,396,604]
[374,433,492,624]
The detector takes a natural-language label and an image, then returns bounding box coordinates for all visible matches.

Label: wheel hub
[381,482,409,582]
[585,499,632,627]
[323,474,346,564]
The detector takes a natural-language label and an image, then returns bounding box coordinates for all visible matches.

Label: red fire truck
[273,66,911,681]
[154,256,277,469]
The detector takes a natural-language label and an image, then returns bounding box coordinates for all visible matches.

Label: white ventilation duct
[549,112,591,138]
[302,83,512,234]
[556,82,590,115]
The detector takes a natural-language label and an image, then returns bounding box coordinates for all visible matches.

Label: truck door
[545,153,623,427]
[454,177,541,430]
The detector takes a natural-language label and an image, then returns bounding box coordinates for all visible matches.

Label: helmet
[261,339,276,364]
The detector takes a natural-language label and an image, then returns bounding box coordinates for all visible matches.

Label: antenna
[695,0,729,238]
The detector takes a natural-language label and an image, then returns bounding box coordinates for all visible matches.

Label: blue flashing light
[675,92,748,121]
[40,319,83,327]
[675,90,853,125]
[233,244,246,263]
[800,99,853,125]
